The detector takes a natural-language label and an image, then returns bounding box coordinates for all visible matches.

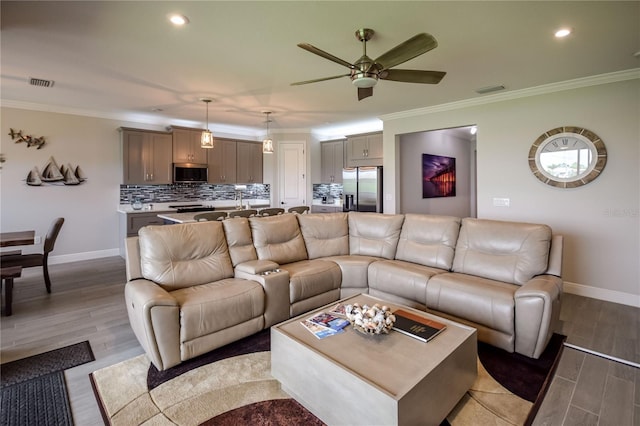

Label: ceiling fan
[292,28,446,101]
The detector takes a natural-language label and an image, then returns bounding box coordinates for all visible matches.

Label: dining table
[1,230,35,248]
[1,230,34,316]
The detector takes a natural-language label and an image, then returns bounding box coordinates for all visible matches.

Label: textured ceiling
[1,1,638,137]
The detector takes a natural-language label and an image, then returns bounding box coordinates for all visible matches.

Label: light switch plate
[493,197,510,207]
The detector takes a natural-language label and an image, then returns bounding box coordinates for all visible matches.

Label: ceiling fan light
[352,76,378,88]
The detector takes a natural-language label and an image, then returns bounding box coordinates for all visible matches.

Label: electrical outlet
[493,198,510,207]
[34,235,42,244]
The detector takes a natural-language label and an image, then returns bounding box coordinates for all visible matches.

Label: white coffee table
[271,294,477,426]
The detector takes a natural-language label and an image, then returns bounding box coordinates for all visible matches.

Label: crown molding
[0,99,261,138]
[379,68,640,122]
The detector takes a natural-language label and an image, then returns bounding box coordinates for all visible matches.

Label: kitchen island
[118,200,269,256]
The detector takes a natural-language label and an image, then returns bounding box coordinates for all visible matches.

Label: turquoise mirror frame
[528,126,607,188]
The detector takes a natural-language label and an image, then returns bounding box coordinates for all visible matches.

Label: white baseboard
[49,248,120,265]
[564,281,640,308]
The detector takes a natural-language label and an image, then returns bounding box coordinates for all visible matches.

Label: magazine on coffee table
[328,303,347,317]
[301,320,343,339]
[308,312,350,330]
[392,309,447,343]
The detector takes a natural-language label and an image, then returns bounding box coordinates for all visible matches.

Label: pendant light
[262,111,274,154]
[200,98,214,149]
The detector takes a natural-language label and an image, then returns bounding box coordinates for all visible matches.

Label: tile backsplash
[120,183,270,204]
[313,183,343,202]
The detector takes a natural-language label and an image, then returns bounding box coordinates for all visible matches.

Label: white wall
[382,78,640,306]
[399,129,474,217]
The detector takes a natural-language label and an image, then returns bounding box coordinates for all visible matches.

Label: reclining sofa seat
[124,221,266,370]
[247,214,342,316]
[367,214,462,308]
[426,218,563,358]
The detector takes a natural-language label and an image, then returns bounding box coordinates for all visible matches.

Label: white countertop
[311,199,343,207]
[118,199,270,214]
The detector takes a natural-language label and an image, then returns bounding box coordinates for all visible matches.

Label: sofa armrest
[235,262,290,328]
[514,275,563,358]
[124,279,181,371]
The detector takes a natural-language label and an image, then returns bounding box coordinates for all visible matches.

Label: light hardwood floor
[1,257,638,425]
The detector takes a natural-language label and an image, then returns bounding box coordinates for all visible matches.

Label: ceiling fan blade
[358,87,373,101]
[380,69,446,84]
[297,43,355,69]
[374,33,438,71]
[291,74,350,86]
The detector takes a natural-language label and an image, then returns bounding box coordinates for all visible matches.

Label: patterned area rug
[90,331,564,426]
[1,341,95,426]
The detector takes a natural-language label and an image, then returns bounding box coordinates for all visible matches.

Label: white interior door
[278,142,306,208]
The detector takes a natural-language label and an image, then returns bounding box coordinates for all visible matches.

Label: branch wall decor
[9,128,46,149]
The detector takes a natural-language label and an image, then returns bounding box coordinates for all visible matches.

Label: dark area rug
[1,341,95,426]
[478,333,566,403]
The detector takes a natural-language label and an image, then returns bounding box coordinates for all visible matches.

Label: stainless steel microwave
[173,163,208,183]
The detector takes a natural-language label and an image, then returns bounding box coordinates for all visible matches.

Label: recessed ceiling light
[554,28,572,38]
[169,14,189,26]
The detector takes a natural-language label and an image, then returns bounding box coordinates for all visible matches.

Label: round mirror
[528,126,607,188]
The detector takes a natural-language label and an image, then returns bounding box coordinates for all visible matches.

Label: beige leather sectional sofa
[124,212,563,370]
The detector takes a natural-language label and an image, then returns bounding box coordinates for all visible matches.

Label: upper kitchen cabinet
[236,141,263,183]
[171,126,209,164]
[207,138,237,184]
[121,128,173,185]
[321,139,345,183]
[346,132,383,167]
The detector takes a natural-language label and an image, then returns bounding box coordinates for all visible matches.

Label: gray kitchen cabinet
[311,205,343,213]
[236,141,263,183]
[121,128,173,185]
[171,127,209,164]
[321,139,345,183]
[208,138,237,183]
[346,132,383,167]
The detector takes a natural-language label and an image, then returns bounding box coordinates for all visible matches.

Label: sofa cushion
[249,214,308,264]
[171,278,264,342]
[222,217,257,266]
[297,212,349,259]
[452,218,552,285]
[368,260,446,306]
[426,272,516,336]
[324,255,379,290]
[396,214,460,270]
[138,222,234,291]
[281,260,342,304]
[348,212,405,259]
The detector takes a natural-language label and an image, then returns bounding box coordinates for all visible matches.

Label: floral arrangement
[345,303,396,335]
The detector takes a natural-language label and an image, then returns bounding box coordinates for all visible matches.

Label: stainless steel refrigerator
[342,166,383,212]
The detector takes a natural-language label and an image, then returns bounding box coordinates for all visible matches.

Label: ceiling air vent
[29,77,54,88]
[475,84,505,94]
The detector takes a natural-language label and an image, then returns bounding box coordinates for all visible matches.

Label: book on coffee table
[392,309,447,343]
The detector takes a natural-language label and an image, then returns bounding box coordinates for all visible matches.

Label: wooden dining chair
[258,208,285,216]
[227,209,258,218]
[1,217,64,294]
[194,212,227,221]
[288,206,310,214]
